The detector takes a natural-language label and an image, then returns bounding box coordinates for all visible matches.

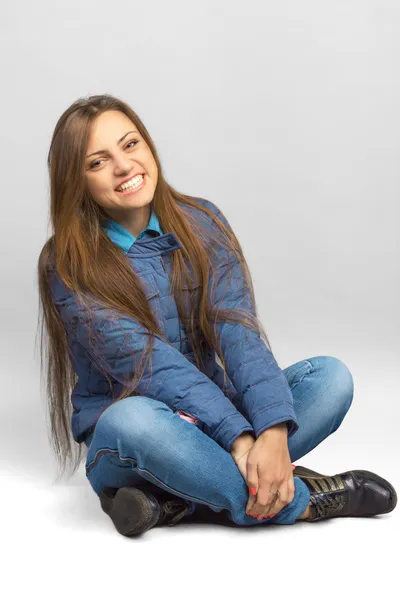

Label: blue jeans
[83,355,354,526]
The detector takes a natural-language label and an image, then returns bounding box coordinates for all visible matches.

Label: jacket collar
[102,207,182,256]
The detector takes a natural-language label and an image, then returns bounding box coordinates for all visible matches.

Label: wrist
[259,422,288,437]
[230,432,255,458]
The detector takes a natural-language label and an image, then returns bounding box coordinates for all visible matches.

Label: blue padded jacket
[48,196,298,452]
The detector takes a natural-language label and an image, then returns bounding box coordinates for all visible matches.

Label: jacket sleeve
[206,203,299,439]
[48,268,255,453]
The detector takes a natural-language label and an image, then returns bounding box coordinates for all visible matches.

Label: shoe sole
[106,486,160,537]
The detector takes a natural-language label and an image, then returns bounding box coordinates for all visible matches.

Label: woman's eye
[89,140,138,169]
[90,159,103,169]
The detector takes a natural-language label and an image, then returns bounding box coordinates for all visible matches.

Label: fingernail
[249,487,257,495]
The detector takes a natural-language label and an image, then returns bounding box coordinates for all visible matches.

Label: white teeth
[117,174,144,191]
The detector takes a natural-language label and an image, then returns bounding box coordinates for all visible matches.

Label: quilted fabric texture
[47,197,298,452]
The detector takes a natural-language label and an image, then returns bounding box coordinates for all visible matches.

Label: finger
[254,490,278,519]
[246,491,257,514]
[262,480,283,515]
[245,460,258,514]
[256,490,282,520]
[245,482,258,514]
[251,478,276,515]
[287,475,295,504]
[252,470,296,518]
[270,491,287,516]
[266,480,292,518]
[272,478,293,514]
[258,477,289,517]
[252,493,273,516]
[246,491,257,513]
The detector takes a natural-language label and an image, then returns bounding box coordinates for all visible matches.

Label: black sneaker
[98,483,193,536]
[293,465,397,522]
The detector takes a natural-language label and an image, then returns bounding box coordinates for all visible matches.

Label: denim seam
[86,447,227,512]
[289,361,313,390]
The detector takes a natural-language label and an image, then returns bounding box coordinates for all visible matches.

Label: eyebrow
[86,130,138,159]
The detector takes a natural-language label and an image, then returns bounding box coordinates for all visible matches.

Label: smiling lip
[116,174,146,195]
[115,173,145,190]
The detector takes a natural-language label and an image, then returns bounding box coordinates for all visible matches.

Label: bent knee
[309,355,354,415]
[95,395,172,442]
[320,355,354,415]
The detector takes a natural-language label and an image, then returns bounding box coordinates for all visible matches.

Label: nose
[114,161,132,175]
[114,150,133,174]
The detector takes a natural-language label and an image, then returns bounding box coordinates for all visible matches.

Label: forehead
[87,111,138,147]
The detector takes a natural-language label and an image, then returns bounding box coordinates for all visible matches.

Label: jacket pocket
[179,278,201,291]
[141,273,165,333]
[178,279,201,310]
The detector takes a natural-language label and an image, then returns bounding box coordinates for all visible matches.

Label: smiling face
[84,110,158,222]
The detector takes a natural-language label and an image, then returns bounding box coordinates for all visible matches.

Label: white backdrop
[1,1,398,598]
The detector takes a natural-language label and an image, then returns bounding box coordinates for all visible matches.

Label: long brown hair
[36,93,274,480]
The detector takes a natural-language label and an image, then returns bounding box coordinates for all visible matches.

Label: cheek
[143,149,157,175]
[88,175,113,198]
[86,183,116,211]
[148,158,158,181]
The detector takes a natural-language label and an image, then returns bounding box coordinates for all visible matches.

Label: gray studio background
[1,1,399,597]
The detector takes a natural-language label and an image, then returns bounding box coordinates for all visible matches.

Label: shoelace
[161,499,191,526]
[310,492,346,519]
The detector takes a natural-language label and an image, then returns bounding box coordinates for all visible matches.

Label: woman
[37,94,397,537]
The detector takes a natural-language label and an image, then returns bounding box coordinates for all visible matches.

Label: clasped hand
[232,424,295,519]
